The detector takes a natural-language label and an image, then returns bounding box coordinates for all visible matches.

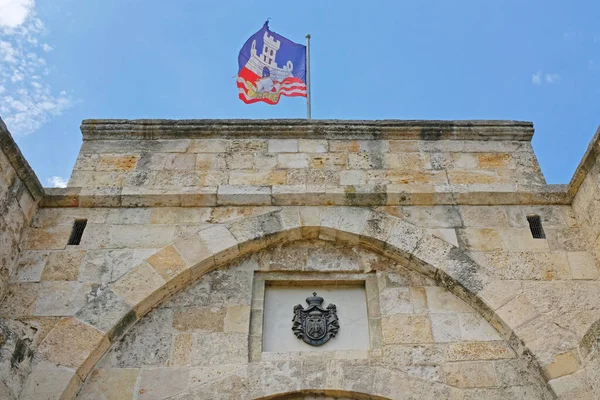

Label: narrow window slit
[527,215,545,239]
[68,219,87,245]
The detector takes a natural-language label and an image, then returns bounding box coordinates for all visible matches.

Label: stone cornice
[80,119,535,141]
[0,117,44,200]
[40,184,570,208]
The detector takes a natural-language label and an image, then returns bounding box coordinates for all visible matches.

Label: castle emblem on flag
[292,292,339,346]
[237,21,307,105]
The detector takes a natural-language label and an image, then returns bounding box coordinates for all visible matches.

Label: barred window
[67,219,87,245]
[527,215,545,239]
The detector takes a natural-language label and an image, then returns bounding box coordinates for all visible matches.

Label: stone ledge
[39,184,571,207]
[0,117,44,200]
[80,119,535,141]
[568,125,600,198]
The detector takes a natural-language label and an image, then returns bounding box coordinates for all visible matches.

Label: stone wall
[65,120,549,207]
[0,119,43,399]
[2,119,600,399]
[78,241,552,399]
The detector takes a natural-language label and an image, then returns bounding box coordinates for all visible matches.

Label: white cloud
[0,0,73,135]
[47,176,68,188]
[545,73,560,83]
[532,70,560,86]
[0,0,34,29]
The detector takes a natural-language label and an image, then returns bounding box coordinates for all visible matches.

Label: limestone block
[37,317,110,379]
[197,225,240,264]
[381,315,433,344]
[478,280,523,311]
[384,221,424,263]
[446,341,513,361]
[500,228,549,251]
[191,332,247,366]
[402,206,462,228]
[173,235,215,272]
[150,171,203,187]
[77,367,139,400]
[224,305,251,333]
[108,225,175,249]
[268,139,298,153]
[0,283,41,318]
[146,245,188,281]
[567,251,599,280]
[340,170,367,185]
[19,361,81,400]
[277,153,308,168]
[173,307,226,332]
[163,154,196,170]
[299,139,328,153]
[99,308,174,368]
[425,286,472,313]
[188,138,229,153]
[41,250,86,281]
[33,282,92,316]
[309,154,347,170]
[217,185,271,206]
[548,369,593,398]
[180,187,217,207]
[458,313,501,341]
[459,206,509,227]
[429,228,459,247]
[360,211,398,251]
[169,333,193,366]
[474,250,571,281]
[254,153,278,170]
[230,139,267,153]
[21,226,71,250]
[336,207,371,244]
[544,351,582,380]
[546,227,588,252]
[137,367,191,400]
[112,262,166,315]
[504,205,567,228]
[443,360,498,388]
[429,313,461,342]
[271,185,309,206]
[96,154,139,171]
[379,287,413,315]
[120,187,181,207]
[496,295,539,329]
[225,153,254,169]
[457,228,503,251]
[106,208,152,225]
[74,288,134,339]
[12,250,48,283]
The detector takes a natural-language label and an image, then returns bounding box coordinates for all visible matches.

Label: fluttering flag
[237,21,307,105]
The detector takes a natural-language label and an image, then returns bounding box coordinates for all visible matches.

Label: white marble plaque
[262,286,370,352]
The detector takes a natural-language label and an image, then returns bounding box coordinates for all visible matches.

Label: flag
[237,21,307,105]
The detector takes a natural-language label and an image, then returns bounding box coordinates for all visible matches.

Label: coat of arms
[292,292,339,346]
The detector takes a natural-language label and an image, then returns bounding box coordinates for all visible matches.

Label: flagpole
[305,33,311,120]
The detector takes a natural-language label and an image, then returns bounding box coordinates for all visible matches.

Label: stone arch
[21,207,550,399]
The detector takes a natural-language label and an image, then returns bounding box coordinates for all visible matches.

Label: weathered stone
[172,307,226,332]
[78,367,139,400]
[41,250,86,281]
[381,315,433,344]
[37,317,110,379]
[446,341,513,361]
[443,360,498,388]
[137,367,190,400]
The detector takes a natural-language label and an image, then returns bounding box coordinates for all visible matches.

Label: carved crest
[292,292,339,346]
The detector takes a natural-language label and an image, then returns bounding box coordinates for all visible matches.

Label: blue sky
[0,0,598,186]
